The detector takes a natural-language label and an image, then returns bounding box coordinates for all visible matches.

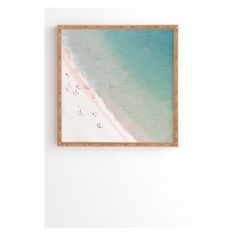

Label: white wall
[45,8,192,227]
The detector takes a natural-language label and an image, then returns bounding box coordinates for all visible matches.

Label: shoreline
[61,46,137,142]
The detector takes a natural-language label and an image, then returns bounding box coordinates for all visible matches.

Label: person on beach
[76,105,83,116]
[77,109,84,116]
[90,111,97,117]
[97,123,103,128]
[73,89,80,96]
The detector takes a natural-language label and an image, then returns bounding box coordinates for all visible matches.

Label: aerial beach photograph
[58,25,178,146]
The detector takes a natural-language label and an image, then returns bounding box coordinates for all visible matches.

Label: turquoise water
[62,29,174,142]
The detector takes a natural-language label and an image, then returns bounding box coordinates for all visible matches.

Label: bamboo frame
[57,25,178,147]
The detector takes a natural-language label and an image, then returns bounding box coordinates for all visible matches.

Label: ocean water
[62,29,174,142]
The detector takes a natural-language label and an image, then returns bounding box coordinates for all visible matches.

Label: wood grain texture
[57,25,178,147]
[57,26,62,146]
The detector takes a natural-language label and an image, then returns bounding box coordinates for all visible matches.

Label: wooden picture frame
[57,25,178,147]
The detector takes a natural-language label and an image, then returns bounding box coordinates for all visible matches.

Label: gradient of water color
[62,29,174,142]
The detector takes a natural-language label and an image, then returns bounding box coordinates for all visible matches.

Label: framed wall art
[57,25,178,146]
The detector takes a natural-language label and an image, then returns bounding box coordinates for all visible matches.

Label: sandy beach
[61,47,137,142]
